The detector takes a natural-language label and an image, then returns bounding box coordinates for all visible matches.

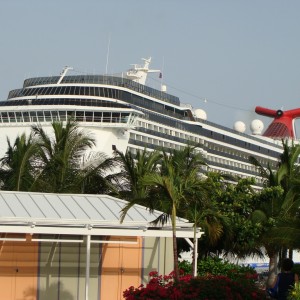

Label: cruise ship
[0,58,293,188]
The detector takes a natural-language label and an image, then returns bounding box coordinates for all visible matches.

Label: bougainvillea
[123,270,265,300]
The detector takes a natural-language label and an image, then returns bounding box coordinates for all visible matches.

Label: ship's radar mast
[126,57,160,85]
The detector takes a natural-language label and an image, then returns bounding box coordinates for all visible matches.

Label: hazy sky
[1,0,300,134]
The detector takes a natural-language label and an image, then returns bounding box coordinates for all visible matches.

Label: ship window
[30,111,38,122]
[23,89,31,96]
[8,112,16,122]
[15,112,22,122]
[41,87,49,95]
[94,87,100,97]
[85,111,93,122]
[94,112,102,122]
[112,112,120,123]
[51,111,59,121]
[69,86,75,95]
[120,113,129,123]
[50,87,57,95]
[67,111,75,120]
[90,86,95,96]
[23,112,30,122]
[76,111,84,122]
[64,86,70,94]
[60,86,66,94]
[74,87,80,95]
[103,112,110,122]
[55,86,62,95]
[44,111,51,121]
[37,111,44,122]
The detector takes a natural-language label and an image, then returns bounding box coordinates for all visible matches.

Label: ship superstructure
[0,58,288,188]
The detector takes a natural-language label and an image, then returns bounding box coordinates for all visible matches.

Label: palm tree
[79,151,119,194]
[0,133,39,191]
[141,146,206,280]
[249,140,300,286]
[31,119,97,193]
[115,148,162,203]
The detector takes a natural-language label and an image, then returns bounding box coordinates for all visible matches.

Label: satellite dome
[250,119,264,135]
[233,121,246,133]
[194,109,207,120]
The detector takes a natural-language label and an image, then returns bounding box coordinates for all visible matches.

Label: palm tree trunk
[172,204,179,281]
[266,248,279,288]
[192,225,197,277]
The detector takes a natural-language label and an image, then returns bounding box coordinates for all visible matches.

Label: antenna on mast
[160,56,166,92]
[105,33,111,74]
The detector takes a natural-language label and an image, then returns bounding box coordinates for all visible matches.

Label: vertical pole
[193,237,198,277]
[85,234,91,300]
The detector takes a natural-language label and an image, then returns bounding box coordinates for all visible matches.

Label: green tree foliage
[0,119,117,194]
[31,119,96,192]
[200,174,264,258]
[249,140,300,286]
[0,133,39,191]
[119,146,206,280]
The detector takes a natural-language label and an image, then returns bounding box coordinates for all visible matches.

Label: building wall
[0,234,38,300]
[0,234,173,300]
[100,236,142,300]
[142,237,174,284]
[38,240,101,300]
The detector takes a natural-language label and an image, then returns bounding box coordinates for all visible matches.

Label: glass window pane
[85,111,93,122]
[44,111,51,122]
[23,112,30,122]
[8,112,16,122]
[94,112,102,122]
[37,111,44,122]
[30,111,38,122]
[103,112,110,122]
[15,112,22,122]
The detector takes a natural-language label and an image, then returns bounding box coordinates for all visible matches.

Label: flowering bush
[123,270,265,300]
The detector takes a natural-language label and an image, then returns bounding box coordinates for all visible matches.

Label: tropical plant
[249,140,300,286]
[79,151,119,194]
[179,257,257,278]
[0,133,40,191]
[115,148,162,219]
[119,146,205,280]
[288,282,300,300]
[31,119,96,192]
[197,174,264,259]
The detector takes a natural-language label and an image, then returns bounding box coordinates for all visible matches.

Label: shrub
[288,282,300,300]
[123,270,265,300]
[179,257,257,280]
